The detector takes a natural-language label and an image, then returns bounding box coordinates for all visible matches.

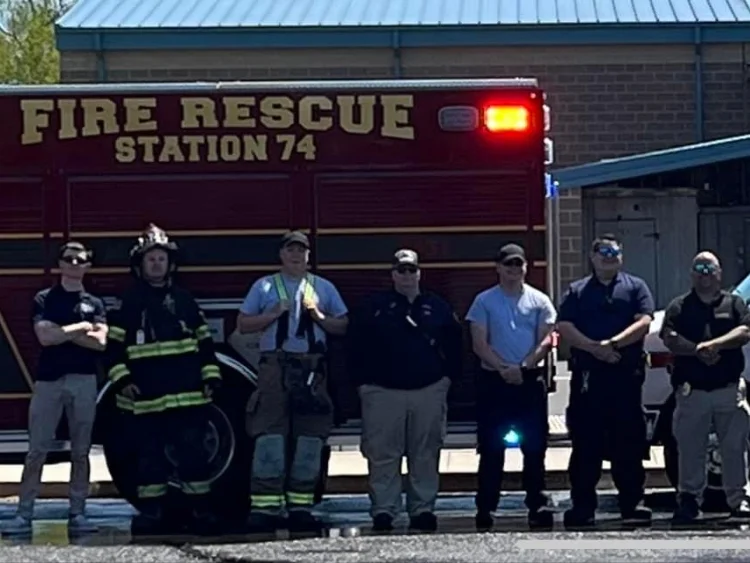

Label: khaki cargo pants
[18,374,98,518]
[359,377,450,518]
[246,352,334,514]
[673,379,750,509]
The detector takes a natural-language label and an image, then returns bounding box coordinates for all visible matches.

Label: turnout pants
[132,406,213,509]
[475,369,549,514]
[673,379,750,509]
[359,377,450,519]
[246,352,334,515]
[18,374,97,519]
[567,367,646,515]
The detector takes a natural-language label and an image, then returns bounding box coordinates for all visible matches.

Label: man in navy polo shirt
[557,234,655,528]
[3,242,107,537]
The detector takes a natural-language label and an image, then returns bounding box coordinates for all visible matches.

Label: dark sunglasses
[693,263,717,275]
[502,258,525,267]
[395,265,418,274]
[596,246,621,258]
[60,255,90,266]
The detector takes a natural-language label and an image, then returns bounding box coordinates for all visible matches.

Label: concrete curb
[0,468,671,499]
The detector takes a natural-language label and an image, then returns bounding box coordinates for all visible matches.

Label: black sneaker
[409,512,437,532]
[528,506,555,529]
[672,495,701,524]
[621,503,652,525]
[372,513,394,532]
[730,498,750,519]
[563,508,595,529]
[475,511,493,531]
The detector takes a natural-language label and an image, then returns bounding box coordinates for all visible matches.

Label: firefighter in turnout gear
[106,224,222,535]
[237,231,349,532]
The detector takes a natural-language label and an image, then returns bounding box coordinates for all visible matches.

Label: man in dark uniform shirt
[557,234,655,528]
[348,249,462,533]
[661,251,750,522]
[4,242,107,536]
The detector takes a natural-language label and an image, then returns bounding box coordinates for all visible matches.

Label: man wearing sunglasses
[348,249,462,533]
[660,252,750,522]
[557,234,655,528]
[466,243,557,531]
[4,242,107,536]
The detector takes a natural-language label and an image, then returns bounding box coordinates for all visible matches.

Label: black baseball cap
[280,230,310,249]
[496,243,526,263]
[392,248,419,268]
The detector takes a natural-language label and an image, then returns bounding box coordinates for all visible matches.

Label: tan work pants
[359,377,450,518]
[673,379,750,509]
[246,352,334,514]
[18,374,98,518]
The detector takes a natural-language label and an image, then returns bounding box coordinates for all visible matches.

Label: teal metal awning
[553,133,750,190]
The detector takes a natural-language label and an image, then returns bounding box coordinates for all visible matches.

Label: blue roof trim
[554,134,750,190]
[54,23,750,51]
[54,0,750,28]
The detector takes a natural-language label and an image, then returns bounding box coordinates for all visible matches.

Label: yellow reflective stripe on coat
[108,363,130,384]
[116,391,210,414]
[108,326,126,342]
[126,338,198,360]
[181,480,212,495]
[201,364,221,381]
[286,491,315,506]
[137,484,167,498]
[273,273,316,302]
[195,324,212,341]
[251,494,285,508]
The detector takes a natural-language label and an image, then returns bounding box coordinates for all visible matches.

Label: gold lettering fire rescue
[19,94,415,163]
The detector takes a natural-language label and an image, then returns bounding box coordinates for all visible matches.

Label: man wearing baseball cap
[237,230,349,532]
[349,248,462,532]
[466,243,557,531]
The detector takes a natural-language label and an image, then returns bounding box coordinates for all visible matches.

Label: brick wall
[59,43,750,288]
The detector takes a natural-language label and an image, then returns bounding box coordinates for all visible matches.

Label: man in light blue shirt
[466,243,557,532]
[236,230,348,533]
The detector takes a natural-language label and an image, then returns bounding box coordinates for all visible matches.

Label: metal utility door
[594,219,659,302]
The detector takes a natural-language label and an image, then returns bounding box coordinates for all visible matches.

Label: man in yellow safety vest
[236,230,349,532]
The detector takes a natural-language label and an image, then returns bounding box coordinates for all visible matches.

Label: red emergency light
[484,105,531,132]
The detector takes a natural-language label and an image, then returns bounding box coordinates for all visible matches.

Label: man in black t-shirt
[660,251,750,522]
[3,242,107,537]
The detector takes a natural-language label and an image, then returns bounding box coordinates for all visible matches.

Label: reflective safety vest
[272,273,321,352]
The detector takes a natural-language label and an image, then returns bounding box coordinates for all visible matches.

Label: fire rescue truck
[0,78,559,518]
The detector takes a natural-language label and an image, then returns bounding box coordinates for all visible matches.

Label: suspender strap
[272,274,318,351]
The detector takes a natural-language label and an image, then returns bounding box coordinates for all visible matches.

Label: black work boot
[131,501,165,536]
[672,494,701,524]
[475,511,493,531]
[372,513,394,532]
[409,512,437,532]
[528,494,555,530]
[288,509,324,533]
[621,502,652,525]
[187,497,221,536]
[246,511,284,534]
[563,507,595,529]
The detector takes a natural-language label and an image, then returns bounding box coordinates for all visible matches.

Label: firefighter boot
[131,500,166,536]
[246,510,285,534]
[187,496,221,536]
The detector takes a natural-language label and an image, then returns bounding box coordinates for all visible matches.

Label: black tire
[97,367,255,521]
